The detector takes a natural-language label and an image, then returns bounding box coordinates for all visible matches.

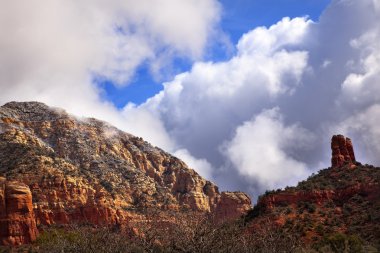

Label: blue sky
[101,0,331,107]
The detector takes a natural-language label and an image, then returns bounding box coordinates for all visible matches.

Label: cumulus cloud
[0,0,221,103]
[337,105,380,165]
[129,17,310,193]
[121,103,175,150]
[340,28,380,109]
[138,17,309,169]
[128,0,380,198]
[0,0,221,145]
[223,108,312,192]
[236,17,311,55]
[174,149,214,180]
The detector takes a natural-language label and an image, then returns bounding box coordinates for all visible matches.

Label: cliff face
[247,135,380,244]
[0,102,251,245]
[0,177,38,246]
[214,192,251,222]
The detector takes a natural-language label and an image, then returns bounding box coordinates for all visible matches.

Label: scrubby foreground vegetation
[1,210,378,253]
[245,163,380,251]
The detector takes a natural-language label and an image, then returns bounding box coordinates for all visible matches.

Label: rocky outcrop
[0,177,38,246]
[331,134,356,168]
[259,183,379,211]
[246,136,379,244]
[214,192,252,222]
[30,174,125,226]
[0,102,252,245]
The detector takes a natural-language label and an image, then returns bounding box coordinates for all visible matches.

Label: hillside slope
[246,135,380,249]
[0,101,251,246]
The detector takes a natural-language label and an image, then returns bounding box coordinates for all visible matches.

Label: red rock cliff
[0,102,252,245]
[214,192,251,222]
[0,177,38,246]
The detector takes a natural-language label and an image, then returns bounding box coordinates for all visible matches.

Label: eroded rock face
[0,177,38,246]
[214,192,252,222]
[258,184,379,211]
[331,135,356,168]
[0,102,252,245]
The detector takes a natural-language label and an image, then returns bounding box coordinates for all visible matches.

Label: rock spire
[331,135,356,168]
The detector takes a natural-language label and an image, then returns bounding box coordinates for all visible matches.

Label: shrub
[314,233,364,253]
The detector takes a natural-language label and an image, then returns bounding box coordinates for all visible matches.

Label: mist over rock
[0,101,251,246]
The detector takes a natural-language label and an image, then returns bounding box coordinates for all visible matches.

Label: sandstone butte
[258,134,360,211]
[248,135,380,244]
[0,102,251,246]
[258,135,364,209]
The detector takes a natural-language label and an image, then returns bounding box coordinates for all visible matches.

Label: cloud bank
[1,0,380,198]
[0,0,221,148]
[130,0,380,195]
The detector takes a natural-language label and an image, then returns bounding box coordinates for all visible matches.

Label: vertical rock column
[0,177,38,246]
[331,135,356,168]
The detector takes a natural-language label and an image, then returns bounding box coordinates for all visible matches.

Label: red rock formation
[0,102,252,245]
[0,177,38,246]
[259,190,334,210]
[258,183,379,211]
[246,136,379,244]
[29,175,125,227]
[214,192,251,222]
[331,135,356,168]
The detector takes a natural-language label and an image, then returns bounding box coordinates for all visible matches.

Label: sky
[1,0,380,199]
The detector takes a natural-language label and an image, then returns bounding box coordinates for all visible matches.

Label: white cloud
[123,16,311,193]
[174,149,214,180]
[325,1,380,166]
[336,104,380,165]
[341,29,380,107]
[121,103,175,151]
[237,17,311,55]
[0,0,221,150]
[223,108,311,191]
[0,0,221,103]
[130,0,380,197]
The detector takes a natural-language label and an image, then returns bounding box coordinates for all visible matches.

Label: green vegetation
[296,164,380,191]
[245,163,380,251]
[7,214,375,253]
[312,233,370,253]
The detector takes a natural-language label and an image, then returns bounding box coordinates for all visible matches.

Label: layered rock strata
[0,177,38,246]
[0,102,251,245]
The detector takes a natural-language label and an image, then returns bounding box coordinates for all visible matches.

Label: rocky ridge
[0,102,251,246]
